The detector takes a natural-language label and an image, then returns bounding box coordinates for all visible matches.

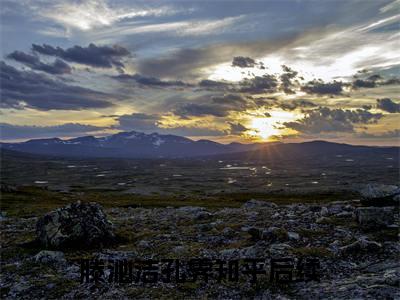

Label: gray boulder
[261,227,289,242]
[356,207,395,229]
[34,250,66,264]
[36,201,115,248]
[360,184,400,206]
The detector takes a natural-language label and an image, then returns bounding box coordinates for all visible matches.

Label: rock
[383,269,400,286]
[1,183,18,193]
[288,231,300,241]
[268,243,293,257]
[177,206,211,219]
[340,237,382,256]
[242,199,278,209]
[248,227,262,240]
[335,211,353,218]
[171,245,187,255]
[222,227,236,238]
[137,240,151,249]
[320,207,329,216]
[360,184,400,206]
[34,250,66,264]
[328,205,343,215]
[36,201,115,248]
[356,207,395,229]
[261,227,289,242]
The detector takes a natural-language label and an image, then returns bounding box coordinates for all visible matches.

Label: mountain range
[0,131,398,159]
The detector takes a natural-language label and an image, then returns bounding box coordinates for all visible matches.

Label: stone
[360,184,400,206]
[356,207,395,229]
[177,206,211,219]
[261,227,289,242]
[34,250,66,264]
[248,227,262,240]
[36,201,115,248]
[320,207,329,216]
[288,231,300,241]
[268,243,293,257]
[335,211,353,218]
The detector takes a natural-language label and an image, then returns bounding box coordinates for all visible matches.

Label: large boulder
[360,184,400,206]
[36,201,115,248]
[356,207,395,229]
[34,250,66,265]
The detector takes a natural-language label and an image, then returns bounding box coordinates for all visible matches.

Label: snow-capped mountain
[0,131,263,158]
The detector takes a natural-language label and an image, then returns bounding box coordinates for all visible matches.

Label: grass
[291,246,333,258]
[0,186,354,218]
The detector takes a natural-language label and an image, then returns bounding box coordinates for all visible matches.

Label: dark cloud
[0,122,106,140]
[284,107,383,134]
[239,74,278,94]
[0,61,115,110]
[112,73,191,88]
[228,122,248,134]
[231,56,256,68]
[32,43,130,69]
[280,99,316,111]
[301,80,345,95]
[198,79,233,91]
[7,51,71,75]
[174,103,230,117]
[279,65,299,94]
[376,98,400,113]
[115,113,160,131]
[174,94,253,118]
[114,112,226,136]
[352,74,400,89]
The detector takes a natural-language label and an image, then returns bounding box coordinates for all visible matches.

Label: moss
[298,228,328,239]
[368,228,398,242]
[291,246,332,258]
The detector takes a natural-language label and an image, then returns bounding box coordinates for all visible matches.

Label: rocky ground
[0,185,399,299]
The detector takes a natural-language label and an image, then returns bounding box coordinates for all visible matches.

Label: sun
[250,117,280,140]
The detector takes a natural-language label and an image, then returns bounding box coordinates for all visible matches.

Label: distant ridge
[1,131,398,159]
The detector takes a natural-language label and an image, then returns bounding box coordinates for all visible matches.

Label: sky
[0,0,399,145]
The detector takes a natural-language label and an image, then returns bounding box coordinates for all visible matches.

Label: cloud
[279,65,299,94]
[39,0,179,31]
[228,122,249,134]
[173,94,253,117]
[376,98,400,113]
[113,112,226,136]
[301,80,345,95]
[112,73,191,88]
[0,61,115,110]
[32,43,130,69]
[174,103,231,118]
[0,122,106,140]
[115,113,160,131]
[136,37,298,80]
[239,74,278,93]
[284,107,383,134]
[280,99,316,111]
[352,74,400,89]
[357,129,400,139]
[232,56,256,68]
[7,51,71,75]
